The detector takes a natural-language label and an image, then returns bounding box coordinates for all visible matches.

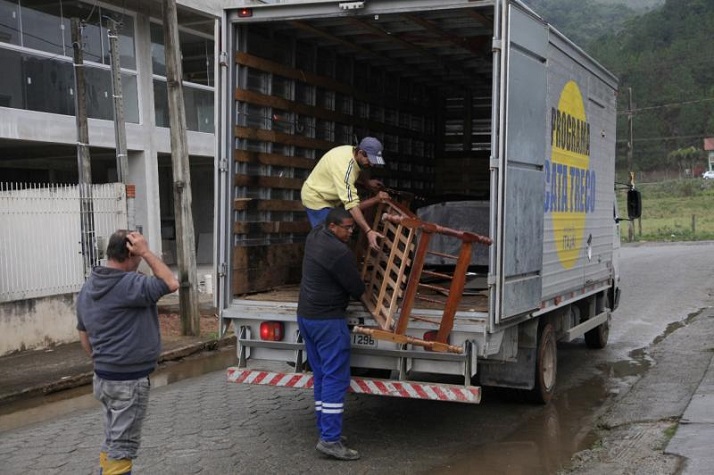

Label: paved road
[1,242,712,474]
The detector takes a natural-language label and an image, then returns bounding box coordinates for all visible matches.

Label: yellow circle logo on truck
[545,80,594,269]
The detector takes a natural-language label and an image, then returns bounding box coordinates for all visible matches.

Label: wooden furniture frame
[358,199,492,353]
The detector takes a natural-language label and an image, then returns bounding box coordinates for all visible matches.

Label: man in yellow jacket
[301,137,389,250]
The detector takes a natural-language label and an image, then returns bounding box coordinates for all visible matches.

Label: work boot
[316,439,360,460]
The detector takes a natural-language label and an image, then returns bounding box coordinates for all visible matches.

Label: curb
[0,336,236,406]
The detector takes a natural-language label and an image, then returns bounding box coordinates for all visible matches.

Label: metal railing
[0,182,127,302]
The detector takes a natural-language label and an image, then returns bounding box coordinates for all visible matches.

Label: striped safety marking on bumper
[226,368,481,404]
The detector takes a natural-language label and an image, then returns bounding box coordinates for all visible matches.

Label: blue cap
[358,137,385,166]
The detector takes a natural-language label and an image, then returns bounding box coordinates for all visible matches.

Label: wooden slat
[232,243,304,295]
[235,125,335,151]
[236,51,353,98]
[236,50,430,117]
[234,89,431,141]
[234,150,315,170]
[234,174,304,190]
[233,198,304,212]
[233,220,311,235]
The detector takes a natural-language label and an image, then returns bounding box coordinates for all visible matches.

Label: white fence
[0,183,127,302]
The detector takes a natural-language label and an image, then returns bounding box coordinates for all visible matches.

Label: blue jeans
[93,375,150,460]
[305,207,332,228]
[297,317,351,442]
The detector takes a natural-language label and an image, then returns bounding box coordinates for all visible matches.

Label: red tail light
[260,321,284,341]
[238,8,253,18]
[423,331,439,352]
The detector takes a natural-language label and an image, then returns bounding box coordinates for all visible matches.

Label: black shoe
[316,440,360,461]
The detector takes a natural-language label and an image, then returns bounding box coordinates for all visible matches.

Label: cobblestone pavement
[2,362,538,475]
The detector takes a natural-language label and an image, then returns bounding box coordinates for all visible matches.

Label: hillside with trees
[526,0,714,180]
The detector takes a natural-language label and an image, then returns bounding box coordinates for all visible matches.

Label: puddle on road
[0,347,237,433]
[429,353,653,475]
[429,377,606,474]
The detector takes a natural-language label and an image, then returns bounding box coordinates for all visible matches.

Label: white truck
[215,0,641,404]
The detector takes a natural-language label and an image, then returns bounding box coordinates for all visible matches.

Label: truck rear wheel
[585,293,610,349]
[584,320,609,349]
[529,323,557,404]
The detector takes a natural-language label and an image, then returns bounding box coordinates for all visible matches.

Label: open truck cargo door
[493,2,548,323]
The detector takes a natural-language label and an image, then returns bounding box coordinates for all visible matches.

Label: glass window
[83,66,139,123]
[0,47,22,107]
[59,2,103,63]
[20,0,64,55]
[0,0,20,46]
[184,85,214,132]
[0,47,138,122]
[153,79,169,127]
[180,29,213,87]
[24,54,75,115]
[154,80,213,133]
[104,12,136,70]
[150,22,214,87]
[150,23,166,77]
[2,1,135,69]
[122,74,138,123]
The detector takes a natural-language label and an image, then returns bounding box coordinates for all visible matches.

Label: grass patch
[619,179,714,242]
[662,424,678,441]
[654,422,679,450]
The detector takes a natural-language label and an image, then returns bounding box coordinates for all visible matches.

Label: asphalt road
[1,242,712,474]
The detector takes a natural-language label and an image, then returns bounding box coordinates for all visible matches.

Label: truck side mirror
[627,189,641,220]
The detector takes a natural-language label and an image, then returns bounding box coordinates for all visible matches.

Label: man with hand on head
[298,207,366,461]
[301,136,390,251]
[76,230,179,475]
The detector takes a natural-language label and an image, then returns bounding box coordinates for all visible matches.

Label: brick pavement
[1,352,547,475]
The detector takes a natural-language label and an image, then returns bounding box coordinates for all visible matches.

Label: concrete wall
[0,295,77,356]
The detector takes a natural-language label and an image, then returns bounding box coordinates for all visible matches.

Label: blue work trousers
[305,207,331,228]
[297,316,351,442]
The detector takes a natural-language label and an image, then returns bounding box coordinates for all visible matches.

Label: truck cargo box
[216,0,623,402]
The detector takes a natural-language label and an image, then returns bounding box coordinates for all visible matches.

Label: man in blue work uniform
[297,207,366,461]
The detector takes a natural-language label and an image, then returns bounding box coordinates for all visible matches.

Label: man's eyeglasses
[336,223,356,231]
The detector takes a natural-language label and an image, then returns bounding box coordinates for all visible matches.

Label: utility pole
[627,87,635,242]
[163,0,200,336]
[72,18,96,276]
[107,17,135,230]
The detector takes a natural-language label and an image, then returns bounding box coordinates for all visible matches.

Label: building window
[153,79,213,133]
[0,0,138,122]
[150,22,214,133]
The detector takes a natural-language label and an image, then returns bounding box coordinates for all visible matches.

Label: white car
[703,170,714,179]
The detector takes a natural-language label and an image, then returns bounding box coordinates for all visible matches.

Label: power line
[617,97,714,114]
[616,134,710,144]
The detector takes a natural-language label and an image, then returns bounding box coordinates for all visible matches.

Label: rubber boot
[100,454,132,475]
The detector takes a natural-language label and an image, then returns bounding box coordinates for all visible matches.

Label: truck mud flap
[227,368,481,404]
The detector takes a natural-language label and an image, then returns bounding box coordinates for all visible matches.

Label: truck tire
[585,293,610,349]
[529,323,557,404]
[584,320,609,349]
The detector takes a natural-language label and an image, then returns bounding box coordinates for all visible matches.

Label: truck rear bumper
[227,367,481,404]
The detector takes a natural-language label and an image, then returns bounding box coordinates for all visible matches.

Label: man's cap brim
[367,153,385,166]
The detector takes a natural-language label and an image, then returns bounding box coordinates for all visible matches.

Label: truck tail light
[260,321,284,341]
[423,331,447,352]
[423,330,437,351]
[237,8,253,18]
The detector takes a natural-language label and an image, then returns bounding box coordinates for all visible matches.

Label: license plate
[352,333,376,347]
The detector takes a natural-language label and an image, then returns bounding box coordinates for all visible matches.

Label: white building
[0,0,228,353]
